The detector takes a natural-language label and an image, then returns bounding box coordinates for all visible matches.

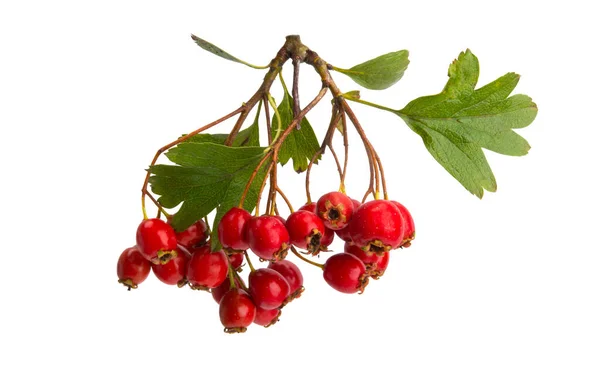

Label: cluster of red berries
[117,191,414,333]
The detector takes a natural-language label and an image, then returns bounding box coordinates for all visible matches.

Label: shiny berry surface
[246,216,290,261]
[253,307,281,327]
[186,246,229,290]
[323,253,369,294]
[117,246,151,289]
[268,260,304,297]
[136,218,178,264]
[316,191,355,230]
[335,198,361,242]
[286,210,326,255]
[152,251,189,286]
[349,200,405,254]
[390,200,415,246]
[248,268,290,309]
[229,252,244,270]
[218,207,252,251]
[172,219,208,249]
[211,278,238,304]
[219,289,256,334]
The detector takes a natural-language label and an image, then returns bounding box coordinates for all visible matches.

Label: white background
[1,0,598,383]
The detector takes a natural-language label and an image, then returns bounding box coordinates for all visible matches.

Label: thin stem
[343,96,398,114]
[292,57,301,130]
[238,152,272,208]
[341,111,349,189]
[233,268,248,291]
[263,94,272,145]
[244,251,255,272]
[267,93,282,144]
[144,190,170,218]
[227,264,236,289]
[290,247,324,270]
[327,142,343,187]
[276,186,294,213]
[253,161,274,215]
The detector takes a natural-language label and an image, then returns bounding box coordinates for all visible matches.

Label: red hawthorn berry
[170,218,208,249]
[218,207,252,252]
[390,201,415,247]
[136,218,178,265]
[335,198,361,242]
[298,202,317,213]
[317,191,355,230]
[253,307,281,327]
[323,253,369,294]
[286,210,326,255]
[246,215,290,261]
[219,289,256,334]
[117,246,151,290]
[248,268,291,310]
[152,250,190,287]
[186,246,229,290]
[348,200,405,255]
[229,252,244,270]
[211,277,239,304]
[268,260,304,301]
[344,242,389,279]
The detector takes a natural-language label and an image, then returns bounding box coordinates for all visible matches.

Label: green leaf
[183,105,261,147]
[149,142,268,248]
[334,50,409,90]
[397,49,538,198]
[271,89,320,172]
[191,34,266,69]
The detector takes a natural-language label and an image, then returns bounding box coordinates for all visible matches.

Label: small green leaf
[191,34,267,69]
[149,143,268,248]
[271,89,320,172]
[334,50,409,90]
[396,49,538,198]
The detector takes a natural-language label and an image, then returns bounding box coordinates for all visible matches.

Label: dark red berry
[171,219,208,249]
[268,260,304,300]
[335,198,361,242]
[323,253,369,294]
[286,210,326,255]
[152,250,189,287]
[298,202,317,212]
[344,242,389,279]
[211,277,239,304]
[320,227,335,248]
[229,252,244,270]
[246,216,290,261]
[253,307,281,327]
[136,218,178,265]
[248,268,290,310]
[218,207,252,252]
[316,191,355,230]
[390,201,415,247]
[219,289,256,334]
[186,246,229,290]
[117,246,151,290]
[348,200,405,255]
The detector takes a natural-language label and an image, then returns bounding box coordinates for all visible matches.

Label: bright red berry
[186,246,229,290]
[253,307,281,327]
[218,207,252,252]
[152,250,190,287]
[229,252,244,270]
[335,198,361,242]
[136,218,178,265]
[348,200,405,255]
[171,219,208,249]
[390,201,415,247]
[248,268,290,310]
[316,191,355,230]
[117,246,151,290]
[246,216,290,261]
[298,202,317,212]
[299,202,334,248]
[268,260,304,301]
[286,210,326,255]
[344,242,389,279]
[323,253,369,294]
[219,289,256,334]
[211,278,239,304]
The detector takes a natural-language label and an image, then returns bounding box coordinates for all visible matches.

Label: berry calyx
[186,246,229,290]
[248,268,291,310]
[348,200,405,255]
[246,215,290,261]
[268,260,304,302]
[117,246,151,290]
[323,253,369,294]
[335,198,361,242]
[344,242,389,279]
[253,307,281,327]
[136,218,178,265]
[218,207,252,252]
[316,191,355,230]
[390,201,415,247]
[171,219,208,249]
[219,288,256,334]
[152,250,190,287]
[285,210,327,255]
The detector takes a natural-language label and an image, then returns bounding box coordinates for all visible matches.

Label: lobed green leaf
[334,50,410,90]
